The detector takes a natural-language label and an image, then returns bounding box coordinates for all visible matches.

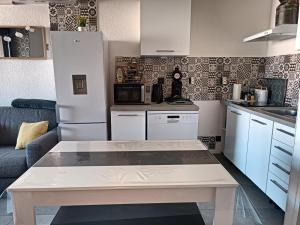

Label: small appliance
[255,88,268,106]
[114,83,152,105]
[152,77,164,104]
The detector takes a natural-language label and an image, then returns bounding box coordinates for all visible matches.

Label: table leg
[213,187,236,225]
[11,192,36,225]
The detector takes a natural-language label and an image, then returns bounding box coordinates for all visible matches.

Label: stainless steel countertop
[225,100,296,128]
[111,102,199,112]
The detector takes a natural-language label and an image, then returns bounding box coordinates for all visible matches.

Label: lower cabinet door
[246,115,274,192]
[111,111,146,141]
[224,107,250,174]
[266,172,288,211]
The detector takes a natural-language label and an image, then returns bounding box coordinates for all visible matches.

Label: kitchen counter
[225,100,296,128]
[111,102,199,112]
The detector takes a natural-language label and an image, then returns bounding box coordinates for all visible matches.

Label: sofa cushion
[16,121,49,150]
[0,107,57,145]
[12,99,56,111]
[0,146,27,178]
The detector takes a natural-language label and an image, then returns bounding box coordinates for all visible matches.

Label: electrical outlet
[189,77,195,85]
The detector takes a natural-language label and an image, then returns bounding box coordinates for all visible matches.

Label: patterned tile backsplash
[265,54,300,106]
[116,54,300,107]
[49,0,97,32]
[116,56,266,101]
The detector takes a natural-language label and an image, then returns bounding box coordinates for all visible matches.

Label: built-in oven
[114,83,151,105]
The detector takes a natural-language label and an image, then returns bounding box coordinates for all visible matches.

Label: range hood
[243,24,297,42]
[12,0,75,4]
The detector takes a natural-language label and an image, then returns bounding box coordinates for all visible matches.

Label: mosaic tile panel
[49,0,97,32]
[265,54,300,107]
[10,28,30,57]
[116,56,265,101]
[199,136,216,150]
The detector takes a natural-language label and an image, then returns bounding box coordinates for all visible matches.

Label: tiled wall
[116,56,266,101]
[265,54,300,106]
[49,0,97,31]
[116,55,300,107]
[116,55,300,149]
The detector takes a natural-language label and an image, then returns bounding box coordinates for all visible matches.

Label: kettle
[255,88,268,106]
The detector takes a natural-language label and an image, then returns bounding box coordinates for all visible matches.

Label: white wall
[0,5,56,106]
[267,0,298,56]
[190,0,272,57]
[194,101,226,153]
[98,0,140,104]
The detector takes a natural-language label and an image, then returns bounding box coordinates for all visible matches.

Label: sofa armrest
[25,128,58,168]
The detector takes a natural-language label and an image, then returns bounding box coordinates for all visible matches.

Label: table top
[8,141,238,192]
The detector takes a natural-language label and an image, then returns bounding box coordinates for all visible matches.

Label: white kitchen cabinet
[246,115,274,192]
[111,111,146,141]
[224,106,250,174]
[140,0,191,56]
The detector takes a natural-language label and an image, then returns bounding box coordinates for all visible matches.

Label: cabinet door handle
[118,114,139,117]
[276,128,295,137]
[156,50,175,53]
[274,145,293,156]
[270,179,288,193]
[272,163,290,175]
[231,111,242,116]
[251,119,267,125]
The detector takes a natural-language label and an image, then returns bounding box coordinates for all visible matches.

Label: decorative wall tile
[199,136,216,150]
[115,56,265,101]
[116,54,300,106]
[49,0,97,32]
[265,54,300,107]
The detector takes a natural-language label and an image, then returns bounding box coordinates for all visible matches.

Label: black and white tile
[116,55,300,107]
[115,56,265,101]
[49,0,97,32]
[265,54,300,107]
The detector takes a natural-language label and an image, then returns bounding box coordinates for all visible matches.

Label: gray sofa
[0,107,58,193]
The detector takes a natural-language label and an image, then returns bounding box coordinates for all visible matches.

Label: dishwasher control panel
[148,112,198,124]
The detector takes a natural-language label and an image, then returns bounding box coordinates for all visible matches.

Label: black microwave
[114,84,152,105]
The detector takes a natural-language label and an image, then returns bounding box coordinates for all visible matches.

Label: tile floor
[0,153,285,225]
[211,154,285,225]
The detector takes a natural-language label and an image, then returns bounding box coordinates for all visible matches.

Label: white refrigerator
[51,31,108,141]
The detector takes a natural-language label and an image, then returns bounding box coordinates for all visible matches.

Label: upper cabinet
[140,0,191,56]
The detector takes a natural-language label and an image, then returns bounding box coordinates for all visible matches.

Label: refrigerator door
[59,123,107,141]
[51,32,107,123]
[284,97,300,225]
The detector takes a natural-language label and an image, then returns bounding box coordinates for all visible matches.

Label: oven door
[114,84,144,104]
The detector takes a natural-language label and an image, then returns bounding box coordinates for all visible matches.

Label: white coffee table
[8,140,238,225]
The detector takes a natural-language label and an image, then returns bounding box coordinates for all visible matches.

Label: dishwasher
[147,111,199,140]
